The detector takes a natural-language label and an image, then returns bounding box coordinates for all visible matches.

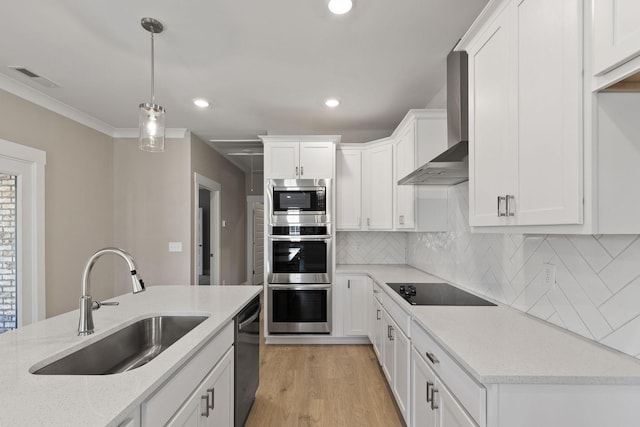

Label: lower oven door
[268,285,331,334]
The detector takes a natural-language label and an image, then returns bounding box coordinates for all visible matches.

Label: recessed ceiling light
[328,0,352,15]
[193,99,210,108]
[325,99,340,108]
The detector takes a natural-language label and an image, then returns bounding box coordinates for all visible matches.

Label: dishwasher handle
[238,305,261,331]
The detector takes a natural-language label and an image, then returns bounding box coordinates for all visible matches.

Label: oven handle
[268,284,332,290]
[268,235,332,241]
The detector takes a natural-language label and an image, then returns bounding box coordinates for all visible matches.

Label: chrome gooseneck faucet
[78,248,145,336]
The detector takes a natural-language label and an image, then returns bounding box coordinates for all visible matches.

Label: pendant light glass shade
[139,102,166,152]
[138,17,165,152]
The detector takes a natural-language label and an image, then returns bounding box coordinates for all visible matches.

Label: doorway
[0,139,45,331]
[246,195,264,285]
[194,173,221,286]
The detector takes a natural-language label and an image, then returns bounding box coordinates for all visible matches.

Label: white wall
[407,182,640,359]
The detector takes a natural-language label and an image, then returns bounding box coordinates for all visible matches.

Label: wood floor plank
[245,338,404,427]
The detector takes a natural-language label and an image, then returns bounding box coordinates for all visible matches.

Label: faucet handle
[92,301,120,310]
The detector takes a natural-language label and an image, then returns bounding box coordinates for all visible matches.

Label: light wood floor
[244,325,404,426]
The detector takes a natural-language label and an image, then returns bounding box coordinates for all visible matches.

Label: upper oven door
[267,236,332,284]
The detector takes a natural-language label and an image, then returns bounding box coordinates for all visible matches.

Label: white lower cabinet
[371,296,384,359]
[339,275,371,337]
[412,347,478,427]
[168,348,234,427]
[142,322,235,426]
[374,288,411,424]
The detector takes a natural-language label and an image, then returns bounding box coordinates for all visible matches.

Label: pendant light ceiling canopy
[139,17,166,153]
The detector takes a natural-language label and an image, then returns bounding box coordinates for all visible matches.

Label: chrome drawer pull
[431,388,439,410]
[207,388,215,410]
[497,196,507,217]
[376,309,381,320]
[426,381,433,403]
[426,352,439,365]
[201,395,210,417]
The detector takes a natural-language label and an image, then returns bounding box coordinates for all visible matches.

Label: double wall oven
[267,179,332,334]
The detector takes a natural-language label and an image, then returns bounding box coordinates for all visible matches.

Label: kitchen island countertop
[0,285,262,426]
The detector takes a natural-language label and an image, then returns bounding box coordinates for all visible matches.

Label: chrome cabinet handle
[506,194,515,216]
[376,309,381,320]
[497,196,507,217]
[426,381,433,403]
[388,325,394,341]
[399,215,405,225]
[207,388,215,410]
[301,166,304,176]
[296,166,299,176]
[431,388,439,410]
[348,279,351,289]
[367,218,370,226]
[201,395,210,417]
[426,352,439,365]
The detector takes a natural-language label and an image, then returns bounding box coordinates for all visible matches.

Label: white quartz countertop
[0,285,262,426]
[337,264,640,385]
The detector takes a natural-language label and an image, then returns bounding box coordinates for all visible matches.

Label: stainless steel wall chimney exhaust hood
[399,48,469,185]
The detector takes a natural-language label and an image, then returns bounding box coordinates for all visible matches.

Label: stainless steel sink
[33,315,208,375]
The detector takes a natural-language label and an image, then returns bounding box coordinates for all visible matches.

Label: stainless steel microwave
[267,179,331,225]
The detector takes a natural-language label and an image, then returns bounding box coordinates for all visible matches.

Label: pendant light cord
[150,31,155,104]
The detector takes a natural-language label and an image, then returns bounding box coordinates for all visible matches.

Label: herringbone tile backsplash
[336,231,406,264]
[336,184,640,358]
[406,182,640,359]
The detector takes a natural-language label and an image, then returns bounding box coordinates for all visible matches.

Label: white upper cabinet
[336,148,362,230]
[261,136,339,180]
[593,0,640,76]
[364,143,394,230]
[464,0,582,227]
[394,126,416,229]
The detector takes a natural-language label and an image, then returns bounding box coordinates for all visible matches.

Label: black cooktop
[386,282,496,306]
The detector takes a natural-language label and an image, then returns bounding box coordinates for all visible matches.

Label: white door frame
[193,173,221,285]
[246,195,264,284]
[0,139,46,326]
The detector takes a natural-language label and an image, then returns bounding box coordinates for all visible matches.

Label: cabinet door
[381,309,395,383]
[371,297,384,360]
[515,0,582,226]
[365,144,393,230]
[336,150,362,230]
[299,142,334,179]
[343,275,369,336]
[265,143,299,179]
[392,321,410,423]
[593,0,640,75]
[468,6,517,226]
[168,349,234,427]
[394,127,416,229]
[438,381,478,427]
[412,347,438,427]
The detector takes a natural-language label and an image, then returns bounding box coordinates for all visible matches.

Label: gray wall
[0,88,115,317]
[191,134,247,285]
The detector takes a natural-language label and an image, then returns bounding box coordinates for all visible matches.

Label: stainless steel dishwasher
[235,295,261,427]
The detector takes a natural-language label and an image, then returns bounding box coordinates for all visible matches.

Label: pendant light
[139,17,166,152]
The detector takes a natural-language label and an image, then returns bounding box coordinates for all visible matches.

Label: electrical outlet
[542,263,556,286]
[168,242,182,252]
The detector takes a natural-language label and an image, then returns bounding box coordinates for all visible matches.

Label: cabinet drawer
[412,320,486,426]
[142,322,234,426]
[374,282,411,337]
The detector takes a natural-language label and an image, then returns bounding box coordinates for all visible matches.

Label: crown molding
[0,73,116,136]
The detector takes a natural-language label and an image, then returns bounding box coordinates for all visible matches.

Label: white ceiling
[0,0,487,172]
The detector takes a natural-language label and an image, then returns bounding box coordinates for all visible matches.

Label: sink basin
[33,315,208,375]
